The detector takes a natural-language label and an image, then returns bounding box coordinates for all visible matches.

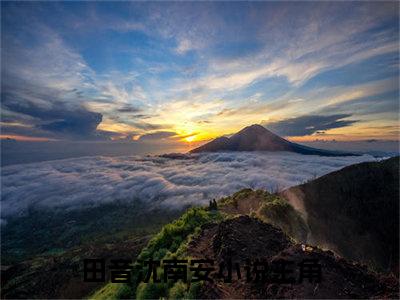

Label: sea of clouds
[1,152,377,222]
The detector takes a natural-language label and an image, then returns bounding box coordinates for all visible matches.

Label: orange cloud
[0,135,56,142]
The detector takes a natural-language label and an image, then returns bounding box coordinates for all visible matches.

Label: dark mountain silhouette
[280,156,399,275]
[188,216,398,299]
[190,124,358,156]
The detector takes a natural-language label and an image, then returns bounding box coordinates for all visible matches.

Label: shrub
[168,281,187,299]
[134,207,223,299]
[186,281,203,299]
[89,282,132,300]
[136,282,168,300]
[258,196,308,242]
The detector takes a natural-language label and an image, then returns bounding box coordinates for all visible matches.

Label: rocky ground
[187,216,399,299]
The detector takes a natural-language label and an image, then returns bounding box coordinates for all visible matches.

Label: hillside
[92,158,399,299]
[90,155,399,299]
[92,205,398,299]
[190,124,357,156]
[188,216,397,299]
[1,202,185,299]
[3,157,398,299]
[281,156,399,274]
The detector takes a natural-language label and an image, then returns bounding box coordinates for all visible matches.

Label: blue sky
[1,1,399,145]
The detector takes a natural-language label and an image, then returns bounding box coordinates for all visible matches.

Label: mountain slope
[89,157,399,299]
[280,156,399,274]
[190,124,357,156]
[188,216,398,299]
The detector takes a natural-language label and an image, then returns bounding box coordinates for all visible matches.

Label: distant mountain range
[190,124,358,156]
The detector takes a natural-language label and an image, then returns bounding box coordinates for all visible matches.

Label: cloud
[1,85,106,140]
[138,131,178,141]
[117,105,142,113]
[265,114,358,137]
[323,78,398,107]
[1,152,376,220]
[0,22,107,140]
[39,110,102,137]
[146,2,224,54]
[1,21,151,140]
[178,3,398,96]
[132,122,167,131]
[2,23,94,93]
[1,2,398,142]
[175,39,193,54]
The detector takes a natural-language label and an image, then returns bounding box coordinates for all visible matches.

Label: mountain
[89,157,398,299]
[190,124,358,156]
[94,198,398,299]
[280,156,399,275]
[188,216,397,299]
[5,157,398,299]
[215,156,399,275]
[1,201,184,299]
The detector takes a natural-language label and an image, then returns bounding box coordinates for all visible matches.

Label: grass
[135,207,222,299]
[218,188,264,207]
[124,191,307,299]
[90,206,223,300]
[257,195,308,242]
[89,283,132,300]
[218,188,308,243]
[2,200,184,264]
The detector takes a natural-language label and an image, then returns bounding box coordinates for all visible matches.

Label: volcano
[190,124,357,156]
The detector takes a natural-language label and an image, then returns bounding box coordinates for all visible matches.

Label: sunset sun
[185,135,196,142]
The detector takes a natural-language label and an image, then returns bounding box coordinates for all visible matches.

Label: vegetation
[218,188,264,207]
[89,283,132,300]
[91,206,223,300]
[2,200,184,264]
[2,200,185,299]
[257,194,308,242]
[218,188,308,242]
[4,158,399,299]
[135,207,223,299]
[4,187,307,299]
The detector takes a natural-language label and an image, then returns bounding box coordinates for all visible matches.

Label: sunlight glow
[185,135,196,142]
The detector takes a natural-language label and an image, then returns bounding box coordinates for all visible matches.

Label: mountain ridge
[87,157,399,299]
[280,156,399,274]
[190,124,358,156]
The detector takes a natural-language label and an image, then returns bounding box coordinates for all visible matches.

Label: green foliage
[136,282,169,300]
[89,283,132,300]
[2,200,183,264]
[7,201,185,300]
[216,189,308,243]
[134,207,222,299]
[218,188,266,207]
[258,195,308,242]
[186,281,203,299]
[168,281,187,299]
[138,207,222,262]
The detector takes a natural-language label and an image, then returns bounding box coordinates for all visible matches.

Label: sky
[1,2,399,152]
